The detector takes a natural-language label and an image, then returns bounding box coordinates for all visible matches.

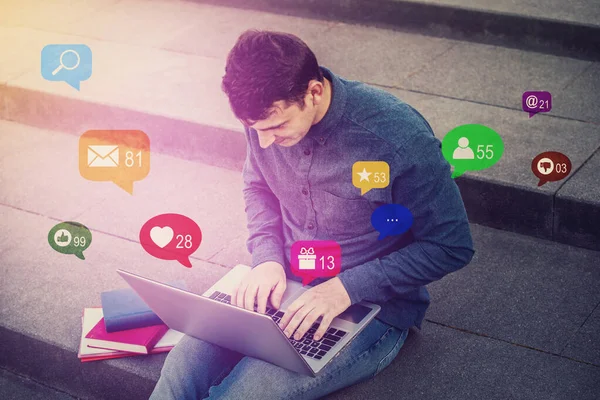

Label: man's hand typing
[231,261,287,314]
[278,277,351,341]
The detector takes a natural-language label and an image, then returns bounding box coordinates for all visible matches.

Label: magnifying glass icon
[51,49,81,75]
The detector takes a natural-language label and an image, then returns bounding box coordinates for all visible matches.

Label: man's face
[248,80,326,149]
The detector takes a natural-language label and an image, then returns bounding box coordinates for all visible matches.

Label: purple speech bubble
[522,91,552,118]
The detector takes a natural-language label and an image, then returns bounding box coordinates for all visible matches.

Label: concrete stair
[1,0,599,398]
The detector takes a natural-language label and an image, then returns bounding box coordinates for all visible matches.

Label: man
[151,30,474,399]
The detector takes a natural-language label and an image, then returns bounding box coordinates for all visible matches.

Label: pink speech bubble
[139,214,202,268]
[290,241,341,286]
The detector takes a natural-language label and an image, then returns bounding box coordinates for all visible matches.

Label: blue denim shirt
[242,66,474,330]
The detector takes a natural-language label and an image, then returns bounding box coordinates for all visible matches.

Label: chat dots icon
[139,214,202,268]
[441,124,504,178]
[41,44,92,90]
[290,241,341,286]
[352,161,390,195]
[523,91,552,118]
[79,130,150,194]
[371,204,413,240]
[48,221,92,260]
[531,151,571,187]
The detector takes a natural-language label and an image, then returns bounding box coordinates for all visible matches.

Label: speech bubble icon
[290,241,342,286]
[79,130,150,194]
[441,124,504,178]
[352,161,390,195]
[371,204,413,240]
[523,91,552,118]
[531,151,572,187]
[41,44,92,90]
[139,214,202,268]
[48,221,92,260]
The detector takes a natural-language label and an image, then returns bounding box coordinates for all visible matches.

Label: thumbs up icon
[54,229,72,247]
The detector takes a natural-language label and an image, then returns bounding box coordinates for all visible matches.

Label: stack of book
[79,283,186,362]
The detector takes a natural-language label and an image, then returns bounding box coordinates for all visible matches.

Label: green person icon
[452,137,475,160]
[442,124,504,178]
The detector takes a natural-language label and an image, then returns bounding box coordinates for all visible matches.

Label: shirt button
[302,188,309,195]
[308,223,315,230]
[319,137,324,143]
[304,149,311,156]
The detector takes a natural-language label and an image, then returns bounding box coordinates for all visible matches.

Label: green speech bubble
[441,124,504,178]
[48,221,92,260]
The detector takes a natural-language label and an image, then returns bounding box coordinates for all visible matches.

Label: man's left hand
[278,277,351,341]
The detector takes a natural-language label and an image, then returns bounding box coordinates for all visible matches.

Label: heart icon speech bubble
[150,226,174,248]
[140,214,202,268]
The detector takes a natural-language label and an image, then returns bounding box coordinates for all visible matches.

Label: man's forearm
[338,237,474,305]
[244,186,286,268]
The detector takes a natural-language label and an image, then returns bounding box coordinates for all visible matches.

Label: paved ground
[184,0,600,59]
[1,0,599,399]
[395,0,600,26]
[0,368,76,400]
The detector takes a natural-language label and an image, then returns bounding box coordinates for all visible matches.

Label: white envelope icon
[88,145,119,168]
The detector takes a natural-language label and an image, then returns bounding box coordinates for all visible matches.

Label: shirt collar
[305,66,347,145]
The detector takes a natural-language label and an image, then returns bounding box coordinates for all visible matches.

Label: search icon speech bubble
[52,49,80,75]
[42,44,92,90]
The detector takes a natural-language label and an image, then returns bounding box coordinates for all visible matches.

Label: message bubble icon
[290,241,341,286]
[48,221,92,260]
[352,161,390,195]
[531,151,572,186]
[41,44,92,90]
[523,91,552,118]
[441,124,504,178]
[371,204,413,240]
[79,130,150,194]
[139,214,202,268]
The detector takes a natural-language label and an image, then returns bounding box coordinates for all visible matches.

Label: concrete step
[1,0,599,252]
[192,0,600,60]
[0,368,77,400]
[1,122,599,400]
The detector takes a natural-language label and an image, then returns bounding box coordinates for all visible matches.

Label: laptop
[117,265,380,376]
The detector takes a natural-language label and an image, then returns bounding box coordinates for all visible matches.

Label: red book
[78,308,184,362]
[85,317,169,354]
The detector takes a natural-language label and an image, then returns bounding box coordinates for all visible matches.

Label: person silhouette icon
[452,137,475,159]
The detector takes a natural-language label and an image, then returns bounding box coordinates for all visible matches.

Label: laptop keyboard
[209,290,347,360]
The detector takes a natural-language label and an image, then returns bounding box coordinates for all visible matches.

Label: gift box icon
[298,247,316,270]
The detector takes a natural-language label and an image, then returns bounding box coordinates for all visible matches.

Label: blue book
[101,280,187,333]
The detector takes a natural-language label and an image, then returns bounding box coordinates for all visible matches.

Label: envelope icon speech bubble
[87,145,119,167]
[79,130,150,194]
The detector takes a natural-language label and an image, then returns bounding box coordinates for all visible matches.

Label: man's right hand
[231,261,287,314]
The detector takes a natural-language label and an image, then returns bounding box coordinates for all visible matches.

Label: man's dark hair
[221,30,324,126]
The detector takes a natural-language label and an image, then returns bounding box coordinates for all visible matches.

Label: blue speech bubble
[371,204,413,240]
[41,44,92,90]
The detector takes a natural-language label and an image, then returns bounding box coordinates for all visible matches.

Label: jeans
[150,319,409,400]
